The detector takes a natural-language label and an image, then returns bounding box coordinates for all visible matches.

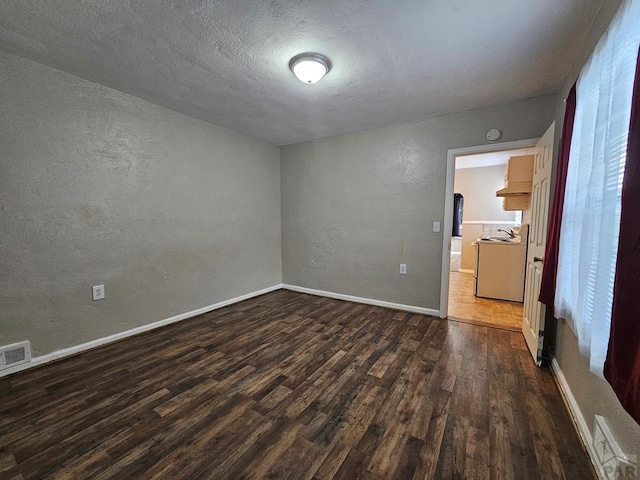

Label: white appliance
[474,224,529,302]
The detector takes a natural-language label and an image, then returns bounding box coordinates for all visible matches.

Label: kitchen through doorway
[447,146,535,331]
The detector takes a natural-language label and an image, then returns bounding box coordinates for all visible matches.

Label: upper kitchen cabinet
[496,154,534,210]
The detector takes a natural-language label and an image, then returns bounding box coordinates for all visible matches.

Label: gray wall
[554,325,640,456]
[280,95,555,309]
[0,51,282,357]
[547,0,640,458]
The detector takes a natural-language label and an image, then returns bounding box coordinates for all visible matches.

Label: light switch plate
[433,221,441,233]
[399,264,407,275]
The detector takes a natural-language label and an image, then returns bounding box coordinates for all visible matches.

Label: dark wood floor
[0,289,594,480]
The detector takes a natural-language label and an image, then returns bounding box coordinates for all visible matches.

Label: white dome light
[289,53,332,84]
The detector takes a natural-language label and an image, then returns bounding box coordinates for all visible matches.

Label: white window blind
[554,0,640,376]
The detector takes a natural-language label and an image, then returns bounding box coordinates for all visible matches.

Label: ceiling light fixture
[289,52,332,84]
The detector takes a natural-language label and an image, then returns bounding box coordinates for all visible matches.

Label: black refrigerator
[452,193,464,237]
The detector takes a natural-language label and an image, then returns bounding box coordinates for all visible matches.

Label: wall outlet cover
[399,264,407,275]
[92,285,105,301]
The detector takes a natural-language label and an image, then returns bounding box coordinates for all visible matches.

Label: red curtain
[538,84,577,307]
[604,48,640,424]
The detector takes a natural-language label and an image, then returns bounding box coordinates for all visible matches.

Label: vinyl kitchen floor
[448,271,524,331]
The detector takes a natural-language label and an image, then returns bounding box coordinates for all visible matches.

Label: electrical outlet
[433,221,441,233]
[399,264,407,275]
[92,285,105,301]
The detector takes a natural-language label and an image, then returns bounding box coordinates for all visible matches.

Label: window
[554,0,640,376]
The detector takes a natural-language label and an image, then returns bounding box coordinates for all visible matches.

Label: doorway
[440,139,540,330]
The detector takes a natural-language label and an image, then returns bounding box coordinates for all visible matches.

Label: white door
[522,122,555,366]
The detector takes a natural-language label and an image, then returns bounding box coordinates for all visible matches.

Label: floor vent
[593,415,637,479]
[0,341,31,370]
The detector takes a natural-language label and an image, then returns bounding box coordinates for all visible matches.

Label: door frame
[439,138,540,318]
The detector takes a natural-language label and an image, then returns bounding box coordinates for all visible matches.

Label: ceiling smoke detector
[289,52,332,84]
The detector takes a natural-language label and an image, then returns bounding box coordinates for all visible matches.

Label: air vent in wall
[0,341,31,370]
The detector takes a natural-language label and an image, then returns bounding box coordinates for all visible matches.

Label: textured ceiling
[0,0,605,145]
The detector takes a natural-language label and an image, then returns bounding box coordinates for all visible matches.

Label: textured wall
[554,325,640,455]
[547,0,640,458]
[0,51,282,357]
[280,95,556,309]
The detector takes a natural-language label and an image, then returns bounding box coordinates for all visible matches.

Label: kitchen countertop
[473,238,524,246]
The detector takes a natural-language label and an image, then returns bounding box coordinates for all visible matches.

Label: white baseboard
[0,284,284,378]
[282,284,440,317]
[4,283,438,378]
[549,357,603,479]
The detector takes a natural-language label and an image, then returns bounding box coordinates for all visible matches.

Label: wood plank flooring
[0,290,594,479]
[448,272,524,331]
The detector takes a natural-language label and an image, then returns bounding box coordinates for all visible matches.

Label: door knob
[534,256,544,263]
